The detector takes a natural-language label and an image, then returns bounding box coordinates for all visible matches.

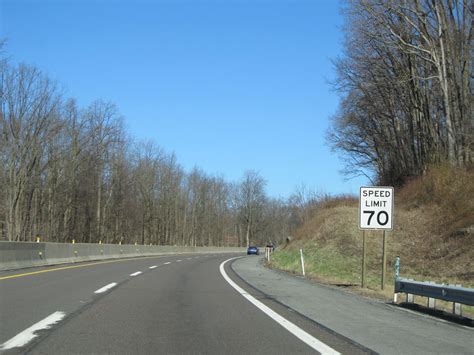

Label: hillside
[268,166,474,314]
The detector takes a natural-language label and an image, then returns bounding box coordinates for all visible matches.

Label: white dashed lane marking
[94,282,117,294]
[130,271,142,277]
[0,312,66,351]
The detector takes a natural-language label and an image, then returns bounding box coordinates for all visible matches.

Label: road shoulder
[231,256,473,355]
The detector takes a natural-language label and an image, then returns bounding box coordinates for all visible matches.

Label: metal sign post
[359,186,394,290]
[382,230,387,289]
[362,230,367,288]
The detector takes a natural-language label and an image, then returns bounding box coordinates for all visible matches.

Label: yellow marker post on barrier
[72,239,75,244]
[36,237,40,243]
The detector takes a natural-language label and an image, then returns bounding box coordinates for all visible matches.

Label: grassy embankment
[268,165,474,316]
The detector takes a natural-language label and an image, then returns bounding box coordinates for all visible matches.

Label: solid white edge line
[219,257,340,355]
[130,271,142,276]
[0,311,66,350]
[94,282,118,294]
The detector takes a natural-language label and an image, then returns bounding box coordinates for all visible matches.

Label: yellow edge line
[0,255,167,281]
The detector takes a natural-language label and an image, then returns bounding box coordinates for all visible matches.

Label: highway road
[1,253,472,354]
[1,253,369,354]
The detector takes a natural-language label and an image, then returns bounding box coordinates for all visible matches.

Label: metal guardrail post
[427,297,436,309]
[453,302,462,316]
[453,284,462,316]
[427,281,435,309]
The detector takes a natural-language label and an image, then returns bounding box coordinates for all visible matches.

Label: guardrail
[394,278,474,316]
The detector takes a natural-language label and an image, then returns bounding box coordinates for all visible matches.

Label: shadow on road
[396,302,473,327]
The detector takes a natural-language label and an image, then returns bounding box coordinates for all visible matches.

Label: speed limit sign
[359,187,394,230]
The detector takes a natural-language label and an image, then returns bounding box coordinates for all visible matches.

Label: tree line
[0,46,316,246]
[329,0,473,186]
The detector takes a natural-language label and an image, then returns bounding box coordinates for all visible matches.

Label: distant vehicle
[247,246,259,255]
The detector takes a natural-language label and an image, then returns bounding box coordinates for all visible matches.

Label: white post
[453,302,462,316]
[453,284,462,316]
[300,249,305,276]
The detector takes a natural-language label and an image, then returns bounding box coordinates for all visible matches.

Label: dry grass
[399,164,474,235]
[270,165,474,318]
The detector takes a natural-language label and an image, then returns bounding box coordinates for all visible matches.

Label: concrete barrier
[0,241,245,271]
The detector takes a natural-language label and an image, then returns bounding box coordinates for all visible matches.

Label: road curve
[0,253,368,354]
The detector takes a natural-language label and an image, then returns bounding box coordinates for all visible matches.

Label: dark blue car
[247,246,259,255]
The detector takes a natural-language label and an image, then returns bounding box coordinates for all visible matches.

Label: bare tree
[329,0,472,185]
[236,171,267,247]
[84,100,123,243]
[1,63,62,241]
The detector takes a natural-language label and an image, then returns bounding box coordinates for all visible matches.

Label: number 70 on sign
[359,187,394,230]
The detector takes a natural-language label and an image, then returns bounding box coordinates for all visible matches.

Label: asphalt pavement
[1,253,365,354]
[0,253,471,354]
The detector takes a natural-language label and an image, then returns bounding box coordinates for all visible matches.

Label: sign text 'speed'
[361,190,391,198]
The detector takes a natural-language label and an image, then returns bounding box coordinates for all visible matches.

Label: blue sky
[1,0,366,198]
